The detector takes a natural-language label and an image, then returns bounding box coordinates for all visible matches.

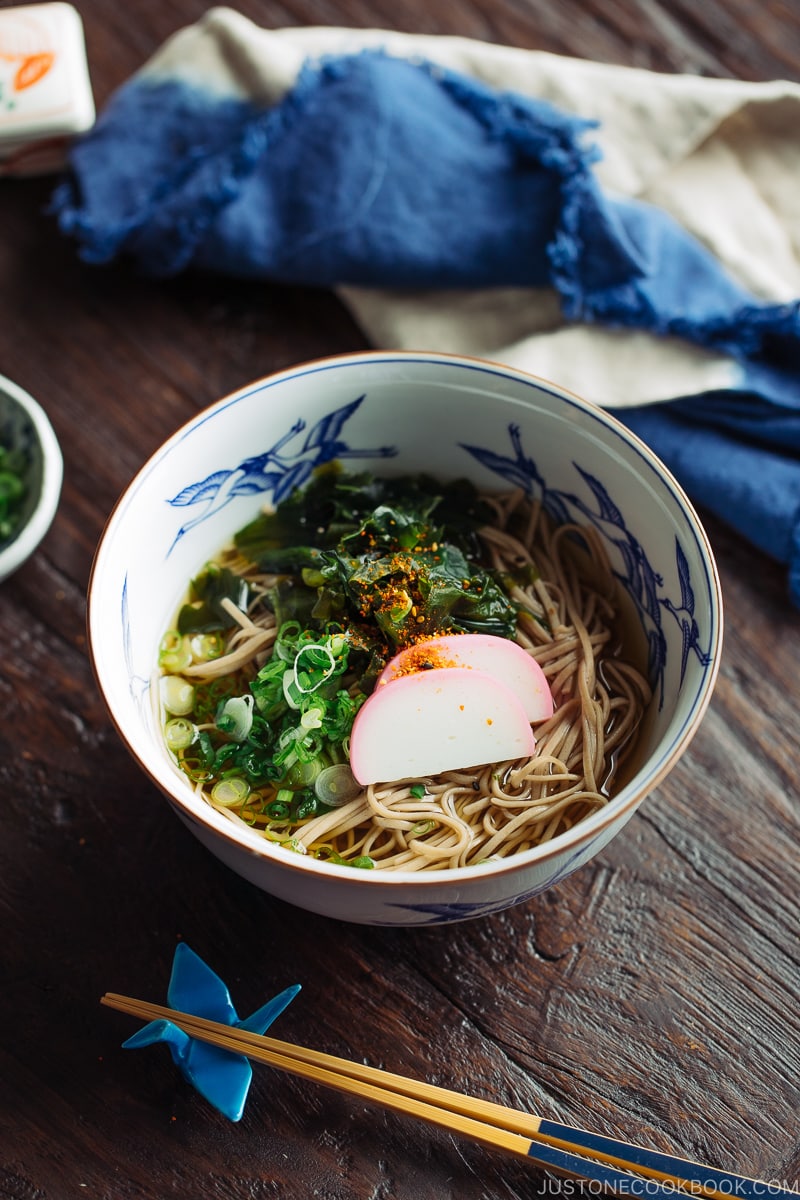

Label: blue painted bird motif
[122,942,300,1121]
[166,394,396,553]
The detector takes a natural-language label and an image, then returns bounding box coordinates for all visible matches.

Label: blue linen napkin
[50,11,800,603]
[620,394,800,602]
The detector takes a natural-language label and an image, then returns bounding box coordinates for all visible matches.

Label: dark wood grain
[1,2,799,1198]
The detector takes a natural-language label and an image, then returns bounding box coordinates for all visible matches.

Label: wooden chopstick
[101,993,792,1198]
[101,992,651,1192]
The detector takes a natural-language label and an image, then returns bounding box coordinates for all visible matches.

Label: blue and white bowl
[88,352,723,926]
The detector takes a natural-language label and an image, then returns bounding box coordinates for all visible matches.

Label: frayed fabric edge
[583,284,800,362]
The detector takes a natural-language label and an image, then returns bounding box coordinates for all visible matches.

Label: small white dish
[0,372,63,581]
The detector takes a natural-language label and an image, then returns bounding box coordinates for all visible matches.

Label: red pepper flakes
[388,638,464,675]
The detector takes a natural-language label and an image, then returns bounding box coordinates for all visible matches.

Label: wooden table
[1,2,799,1197]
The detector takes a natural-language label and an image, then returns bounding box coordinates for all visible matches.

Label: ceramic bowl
[88,352,723,926]
[0,373,63,583]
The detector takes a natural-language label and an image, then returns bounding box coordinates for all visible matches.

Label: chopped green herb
[0,443,28,544]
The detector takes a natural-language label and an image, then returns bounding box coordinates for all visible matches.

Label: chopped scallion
[293,642,336,693]
[410,819,436,837]
[350,856,375,870]
[190,631,225,662]
[314,763,362,807]
[215,694,254,741]
[314,843,345,864]
[299,703,324,731]
[160,674,195,716]
[266,800,290,820]
[159,631,192,673]
[285,757,324,789]
[282,670,303,710]
[295,794,318,820]
[164,717,196,751]
[211,777,251,806]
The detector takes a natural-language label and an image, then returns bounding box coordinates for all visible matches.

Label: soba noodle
[158,483,652,872]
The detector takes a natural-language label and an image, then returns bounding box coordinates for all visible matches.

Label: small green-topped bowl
[0,373,63,582]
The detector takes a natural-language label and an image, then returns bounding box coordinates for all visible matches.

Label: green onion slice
[160,674,196,716]
[164,717,196,751]
[190,631,225,663]
[159,631,192,673]
[211,777,251,807]
[314,763,362,808]
[216,694,254,741]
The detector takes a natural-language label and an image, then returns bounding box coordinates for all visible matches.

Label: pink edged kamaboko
[349,634,554,786]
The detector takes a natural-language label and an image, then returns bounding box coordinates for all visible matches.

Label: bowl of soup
[0,373,63,583]
[88,352,722,925]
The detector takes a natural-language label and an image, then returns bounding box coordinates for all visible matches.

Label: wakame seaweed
[177,563,253,634]
[235,468,518,655]
[233,469,492,566]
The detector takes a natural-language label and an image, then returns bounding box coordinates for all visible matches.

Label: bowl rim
[0,372,64,578]
[87,349,724,889]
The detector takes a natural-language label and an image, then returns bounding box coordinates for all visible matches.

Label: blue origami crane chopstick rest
[121,942,300,1121]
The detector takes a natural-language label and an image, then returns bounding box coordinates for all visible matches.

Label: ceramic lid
[0,2,94,175]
